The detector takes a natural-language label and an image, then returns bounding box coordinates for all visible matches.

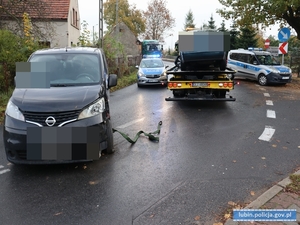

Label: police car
[227,48,292,85]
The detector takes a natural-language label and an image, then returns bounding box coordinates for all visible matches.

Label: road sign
[264,39,270,49]
[278,42,288,54]
[278,27,290,42]
[266,46,279,56]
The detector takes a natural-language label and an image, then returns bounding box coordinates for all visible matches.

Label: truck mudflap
[165,96,236,101]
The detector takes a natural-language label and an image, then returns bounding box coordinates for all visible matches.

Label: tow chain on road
[112,121,162,144]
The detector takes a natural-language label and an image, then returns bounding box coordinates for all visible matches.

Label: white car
[227,48,292,85]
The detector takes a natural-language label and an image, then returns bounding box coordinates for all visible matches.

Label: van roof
[229,49,271,55]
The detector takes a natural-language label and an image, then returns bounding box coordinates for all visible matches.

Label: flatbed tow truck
[165,30,236,102]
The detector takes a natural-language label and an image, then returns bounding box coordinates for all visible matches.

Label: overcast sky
[77,0,281,49]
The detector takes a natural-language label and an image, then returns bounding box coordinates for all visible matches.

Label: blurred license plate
[282,77,289,80]
[148,79,158,82]
[192,82,208,87]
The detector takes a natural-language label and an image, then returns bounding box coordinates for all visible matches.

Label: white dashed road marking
[259,126,276,142]
[0,165,10,175]
[267,109,276,119]
[259,92,276,141]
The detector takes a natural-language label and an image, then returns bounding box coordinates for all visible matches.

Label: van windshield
[29,53,101,87]
[256,54,280,66]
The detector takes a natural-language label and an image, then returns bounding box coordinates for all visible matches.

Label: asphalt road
[1,64,300,225]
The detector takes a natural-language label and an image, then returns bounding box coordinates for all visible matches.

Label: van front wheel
[258,74,267,86]
[103,119,114,154]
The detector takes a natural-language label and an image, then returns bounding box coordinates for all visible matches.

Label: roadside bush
[0,29,46,93]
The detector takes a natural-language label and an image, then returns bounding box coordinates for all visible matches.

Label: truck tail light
[168,82,181,88]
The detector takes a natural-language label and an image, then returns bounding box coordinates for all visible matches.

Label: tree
[217,0,300,40]
[237,25,258,49]
[268,35,279,47]
[103,0,145,36]
[142,0,175,41]
[183,9,196,30]
[218,20,228,32]
[207,14,216,30]
[78,20,92,47]
[229,22,240,49]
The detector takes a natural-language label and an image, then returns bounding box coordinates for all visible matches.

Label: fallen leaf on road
[149,214,155,218]
[272,144,277,148]
[213,223,223,225]
[298,146,300,149]
[54,212,62,216]
[261,157,266,160]
[224,213,231,219]
[283,146,288,150]
[233,160,237,163]
[83,165,87,169]
[228,201,236,206]
[250,191,255,196]
[194,215,200,221]
[89,180,99,185]
[264,165,267,167]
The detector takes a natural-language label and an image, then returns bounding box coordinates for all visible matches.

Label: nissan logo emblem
[45,116,56,126]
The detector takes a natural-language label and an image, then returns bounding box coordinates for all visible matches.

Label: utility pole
[115,0,119,75]
[99,0,103,47]
[116,0,118,37]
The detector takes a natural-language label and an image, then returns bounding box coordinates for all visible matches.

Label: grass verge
[285,174,300,195]
[110,72,137,92]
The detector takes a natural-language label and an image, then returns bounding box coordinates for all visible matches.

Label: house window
[72,8,78,28]
[75,11,78,27]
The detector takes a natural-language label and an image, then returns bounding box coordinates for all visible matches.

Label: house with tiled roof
[107,22,141,64]
[0,0,81,48]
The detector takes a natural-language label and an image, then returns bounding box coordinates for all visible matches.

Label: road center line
[116,118,145,129]
[258,126,276,142]
[267,109,276,118]
[266,100,273,105]
[0,169,10,175]
[0,165,4,169]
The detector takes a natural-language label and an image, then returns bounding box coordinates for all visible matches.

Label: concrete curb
[224,169,300,225]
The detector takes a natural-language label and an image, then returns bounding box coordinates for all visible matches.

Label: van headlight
[271,69,280,74]
[5,100,25,121]
[78,98,105,120]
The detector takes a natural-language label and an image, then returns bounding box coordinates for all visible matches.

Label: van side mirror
[253,60,258,65]
[108,74,117,88]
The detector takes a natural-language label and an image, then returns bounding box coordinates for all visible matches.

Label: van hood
[11,85,104,112]
[266,65,291,73]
